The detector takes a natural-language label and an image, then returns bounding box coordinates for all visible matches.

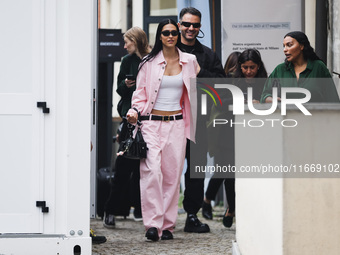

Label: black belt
[140,114,183,121]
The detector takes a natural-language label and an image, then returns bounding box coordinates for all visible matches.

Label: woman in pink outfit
[127,19,198,241]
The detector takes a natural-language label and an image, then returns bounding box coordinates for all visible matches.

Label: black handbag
[117,115,147,160]
[97,167,115,183]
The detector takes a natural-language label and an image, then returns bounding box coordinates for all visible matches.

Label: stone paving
[91,207,235,255]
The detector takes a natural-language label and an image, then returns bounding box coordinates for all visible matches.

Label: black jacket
[116,53,141,117]
[178,40,226,78]
[178,40,226,124]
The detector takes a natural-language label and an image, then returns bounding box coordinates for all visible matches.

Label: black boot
[202,201,213,220]
[145,227,159,241]
[184,214,210,233]
[161,230,173,240]
[223,208,235,228]
[90,229,107,244]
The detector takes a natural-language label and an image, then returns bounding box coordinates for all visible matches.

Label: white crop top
[153,72,184,111]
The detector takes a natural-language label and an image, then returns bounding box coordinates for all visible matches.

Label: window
[148,23,158,47]
[150,0,177,16]
[144,0,178,47]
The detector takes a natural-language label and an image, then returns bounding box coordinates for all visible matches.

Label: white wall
[234,105,340,255]
[132,0,144,27]
[100,0,127,30]
[221,0,303,74]
[329,0,340,94]
[305,0,316,48]
[235,111,284,255]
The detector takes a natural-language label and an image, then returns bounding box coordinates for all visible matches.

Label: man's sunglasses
[180,21,201,28]
[161,30,179,36]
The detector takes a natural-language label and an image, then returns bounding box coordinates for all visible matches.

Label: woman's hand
[126,110,138,124]
[196,63,201,75]
[265,97,281,103]
[125,78,136,88]
[265,97,273,103]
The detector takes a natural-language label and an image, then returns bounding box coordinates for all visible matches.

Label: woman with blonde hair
[116,27,150,117]
[103,27,150,228]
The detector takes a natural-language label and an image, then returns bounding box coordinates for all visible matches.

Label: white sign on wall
[221,0,303,74]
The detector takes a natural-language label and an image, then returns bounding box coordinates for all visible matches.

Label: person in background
[224,51,241,77]
[103,27,150,228]
[127,19,198,241]
[261,31,339,103]
[235,48,268,103]
[206,49,268,228]
[202,51,240,221]
[117,27,151,117]
[177,6,226,234]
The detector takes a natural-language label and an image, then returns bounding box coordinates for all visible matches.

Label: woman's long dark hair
[234,48,268,78]
[224,51,241,77]
[139,19,180,70]
[284,31,321,67]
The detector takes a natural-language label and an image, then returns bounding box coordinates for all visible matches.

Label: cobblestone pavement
[91,207,235,255]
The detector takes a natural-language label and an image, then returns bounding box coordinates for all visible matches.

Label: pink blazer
[130,48,197,142]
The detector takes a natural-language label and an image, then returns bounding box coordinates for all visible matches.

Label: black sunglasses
[161,30,179,36]
[180,21,201,28]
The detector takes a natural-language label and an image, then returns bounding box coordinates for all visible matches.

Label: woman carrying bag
[103,27,150,228]
[127,19,199,241]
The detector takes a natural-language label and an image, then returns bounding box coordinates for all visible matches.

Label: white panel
[0,2,94,251]
[61,0,93,236]
[0,236,91,255]
[0,0,44,233]
[0,1,34,93]
[0,116,40,233]
[235,112,284,255]
[0,116,32,214]
[0,94,33,114]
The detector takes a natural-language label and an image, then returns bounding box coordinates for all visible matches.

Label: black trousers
[104,156,141,215]
[205,177,235,213]
[205,131,235,213]
[183,122,207,215]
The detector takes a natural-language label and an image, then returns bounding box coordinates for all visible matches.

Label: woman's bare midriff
[151,109,182,116]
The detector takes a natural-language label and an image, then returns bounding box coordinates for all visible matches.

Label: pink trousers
[139,117,187,237]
